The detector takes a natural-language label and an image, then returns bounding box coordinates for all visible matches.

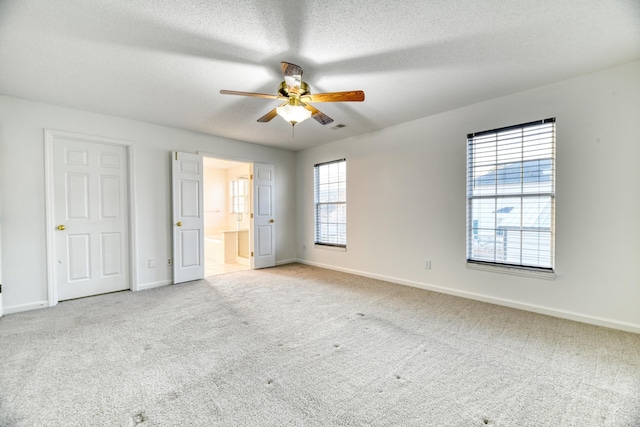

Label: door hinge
[250,213,253,219]
[250,174,253,180]
[175,152,178,160]
[251,251,254,257]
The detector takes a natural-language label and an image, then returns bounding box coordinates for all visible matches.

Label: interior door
[172,151,204,283]
[53,137,129,301]
[252,163,276,269]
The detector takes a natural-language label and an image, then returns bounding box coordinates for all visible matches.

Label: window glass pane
[314,160,347,247]
[467,119,555,271]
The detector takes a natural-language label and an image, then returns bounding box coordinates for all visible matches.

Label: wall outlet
[424,259,431,269]
[167,258,172,266]
[148,258,156,268]
[303,245,306,251]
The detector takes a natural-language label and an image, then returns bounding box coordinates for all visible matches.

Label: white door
[52,137,129,301]
[172,151,204,283]
[252,163,276,269]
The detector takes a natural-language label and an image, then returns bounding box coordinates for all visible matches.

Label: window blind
[467,118,555,271]
[314,159,347,247]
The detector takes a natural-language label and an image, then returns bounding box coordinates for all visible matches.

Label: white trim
[466,262,556,280]
[296,259,640,334]
[276,258,297,266]
[137,280,172,291]
[197,151,254,164]
[44,129,137,305]
[44,133,58,306]
[4,300,48,315]
[127,146,139,291]
[314,244,347,252]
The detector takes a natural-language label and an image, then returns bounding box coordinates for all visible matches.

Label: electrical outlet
[148,258,156,268]
[303,245,306,251]
[167,258,172,266]
[424,259,431,269]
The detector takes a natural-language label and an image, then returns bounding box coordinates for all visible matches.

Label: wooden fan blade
[301,102,334,125]
[281,62,303,92]
[281,62,303,78]
[302,90,365,103]
[220,90,282,100]
[257,102,287,123]
[257,108,278,123]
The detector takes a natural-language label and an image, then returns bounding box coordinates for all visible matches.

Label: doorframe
[199,151,255,270]
[44,129,137,306]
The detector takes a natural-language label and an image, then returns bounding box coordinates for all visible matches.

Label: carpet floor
[1,263,639,426]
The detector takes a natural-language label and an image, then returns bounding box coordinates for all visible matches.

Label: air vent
[331,124,346,130]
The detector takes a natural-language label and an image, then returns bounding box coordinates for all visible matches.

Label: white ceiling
[1,0,639,151]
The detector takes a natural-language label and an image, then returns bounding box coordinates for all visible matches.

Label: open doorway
[203,157,251,276]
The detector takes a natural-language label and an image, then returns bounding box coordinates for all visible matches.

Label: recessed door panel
[99,151,120,169]
[257,185,271,216]
[66,173,89,220]
[180,229,200,267]
[100,175,120,219]
[101,232,121,277]
[180,180,199,218]
[180,160,199,174]
[65,148,88,166]
[257,226,272,256]
[67,234,91,281]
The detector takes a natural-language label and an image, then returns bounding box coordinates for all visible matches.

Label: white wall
[0,96,296,312]
[203,167,227,236]
[296,61,640,332]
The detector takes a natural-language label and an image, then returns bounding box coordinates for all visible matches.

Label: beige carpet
[1,263,639,426]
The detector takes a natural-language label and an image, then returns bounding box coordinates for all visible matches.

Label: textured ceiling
[1,0,639,151]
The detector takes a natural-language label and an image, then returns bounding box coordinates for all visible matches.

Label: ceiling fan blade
[220,90,282,100]
[281,62,303,78]
[302,90,365,103]
[257,108,278,123]
[257,102,288,123]
[301,102,334,125]
[281,61,303,92]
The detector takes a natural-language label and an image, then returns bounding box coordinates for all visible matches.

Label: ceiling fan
[220,62,365,126]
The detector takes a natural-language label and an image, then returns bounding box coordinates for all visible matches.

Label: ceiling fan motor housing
[279,81,310,98]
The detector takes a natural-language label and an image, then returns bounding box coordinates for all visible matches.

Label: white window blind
[467,118,555,271]
[314,159,347,247]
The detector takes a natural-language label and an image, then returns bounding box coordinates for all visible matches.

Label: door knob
[269,219,275,223]
[57,224,66,230]
[176,222,183,227]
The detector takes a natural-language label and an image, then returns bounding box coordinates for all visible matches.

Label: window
[314,159,347,247]
[467,118,555,271]
[230,177,248,214]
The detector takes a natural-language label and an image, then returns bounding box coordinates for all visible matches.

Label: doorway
[203,157,251,276]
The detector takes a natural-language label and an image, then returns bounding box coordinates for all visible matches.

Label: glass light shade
[276,103,312,125]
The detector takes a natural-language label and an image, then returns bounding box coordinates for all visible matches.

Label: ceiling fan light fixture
[276,102,312,126]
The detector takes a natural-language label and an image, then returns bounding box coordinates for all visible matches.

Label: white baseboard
[4,300,49,315]
[276,258,297,266]
[137,280,172,291]
[296,259,640,334]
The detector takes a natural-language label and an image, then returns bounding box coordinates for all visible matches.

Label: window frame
[230,177,248,214]
[466,118,556,277]
[314,158,347,248]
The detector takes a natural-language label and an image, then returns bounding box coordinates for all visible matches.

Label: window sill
[315,244,347,252]
[466,262,556,280]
